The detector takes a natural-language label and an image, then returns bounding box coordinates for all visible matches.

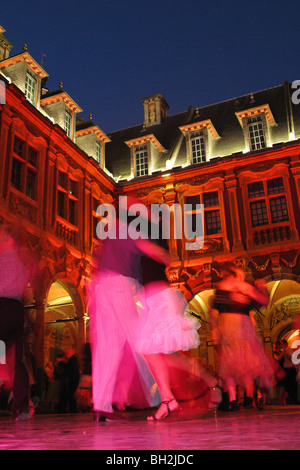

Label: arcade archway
[44,280,80,367]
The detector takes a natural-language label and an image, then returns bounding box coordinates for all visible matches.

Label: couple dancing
[89,196,221,421]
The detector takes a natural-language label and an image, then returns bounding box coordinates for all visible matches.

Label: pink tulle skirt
[136,281,200,355]
[218,313,275,389]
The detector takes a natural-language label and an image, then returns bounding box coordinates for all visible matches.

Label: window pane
[205,210,221,235]
[204,191,219,207]
[250,200,268,226]
[247,116,266,151]
[135,145,148,177]
[64,110,72,137]
[69,199,76,225]
[58,171,67,189]
[25,73,36,104]
[96,141,101,164]
[267,177,285,195]
[69,179,77,197]
[191,132,206,164]
[13,137,24,157]
[57,191,65,218]
[248,181,265,199]
[270,196,289,223]
[28,147,38,167]
[26,169,36,200]
[11,158,22,190]
[185,195,201,209]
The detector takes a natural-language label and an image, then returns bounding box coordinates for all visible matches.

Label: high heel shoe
[147,399,180,421]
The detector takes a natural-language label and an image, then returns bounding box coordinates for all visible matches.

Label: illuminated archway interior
[44,281,77,366]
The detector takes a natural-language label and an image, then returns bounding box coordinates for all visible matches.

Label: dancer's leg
[144,354,179,420]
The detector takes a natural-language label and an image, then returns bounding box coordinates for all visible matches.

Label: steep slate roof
[103,81,300,181]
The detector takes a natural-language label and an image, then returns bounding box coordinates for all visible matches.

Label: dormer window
[75,120,110,168]
[179,119,219,166]
[40,89,82,142]
[0,51,48,109]
[235,104,276,152]
[125,134,165,178]
[25,72,37,105]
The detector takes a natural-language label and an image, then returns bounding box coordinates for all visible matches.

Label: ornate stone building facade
[1,26,300,387]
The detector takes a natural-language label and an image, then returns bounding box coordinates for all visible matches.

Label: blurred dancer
[89,203,170,422]
[0,223,31,420]
[136,210,221,421]
[209,262,274,411]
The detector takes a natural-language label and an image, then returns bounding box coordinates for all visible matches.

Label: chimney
[0,26,13,61]
[141,93,169,127]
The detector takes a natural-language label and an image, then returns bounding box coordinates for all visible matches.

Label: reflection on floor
[0,402,300,450]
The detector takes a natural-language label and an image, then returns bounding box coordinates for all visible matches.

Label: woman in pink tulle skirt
[209,262,275,410]
[136,236,222,420]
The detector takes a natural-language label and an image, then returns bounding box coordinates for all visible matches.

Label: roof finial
[89,112,92,120]
[250,92,255,103]
[23,42,27,51]
[59,80,63,89]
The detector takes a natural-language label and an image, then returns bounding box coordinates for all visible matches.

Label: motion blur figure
[209,262,274,411]
[137,220,221,420]
[89,208,169,422]
[0,223,31,420]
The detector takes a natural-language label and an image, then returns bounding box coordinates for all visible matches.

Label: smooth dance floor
[0,403,299,451]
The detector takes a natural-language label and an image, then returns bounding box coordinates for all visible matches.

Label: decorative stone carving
[9,192,37,223]
[270,297,300,329]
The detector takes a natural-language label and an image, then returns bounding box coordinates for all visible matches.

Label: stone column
[225,173,243,252]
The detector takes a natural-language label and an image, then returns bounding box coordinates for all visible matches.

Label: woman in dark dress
[209,262,274,410]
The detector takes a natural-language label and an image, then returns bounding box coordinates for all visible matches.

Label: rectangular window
[11,158,22,191]
[248,181,265,199]
[247,115,266,150]
[250,200,268,227]
[185,192,221,236]
[205,210,221,235]
[57,171,78,226]
[267,177,285,195]
[135,145,148,177]
[69,199,76,226]
[64,109,72,138]
[13,137,24,157]
[191,131,206,164]
[11,136,38,200]
[25,73,37,105]
[26,169,37,199]
[57,190,65,218]
[28,147,38,167]
[270,196,289,223]
[203,191,219,208]
[248,177,289,227]
[96,141,101,164]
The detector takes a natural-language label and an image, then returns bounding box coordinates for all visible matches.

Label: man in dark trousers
[57,347,80,413]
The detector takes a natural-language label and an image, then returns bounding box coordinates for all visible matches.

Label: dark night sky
[1,0,299,133]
